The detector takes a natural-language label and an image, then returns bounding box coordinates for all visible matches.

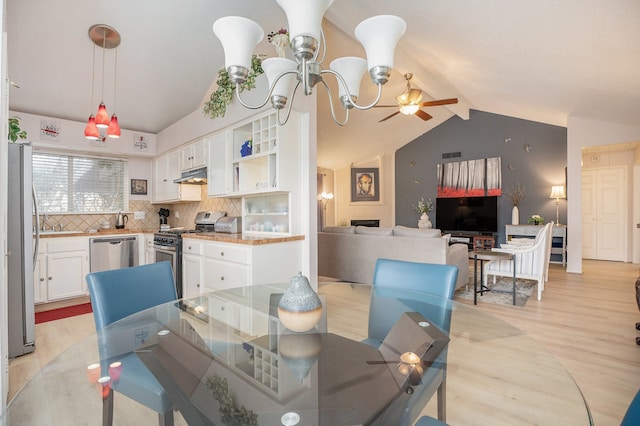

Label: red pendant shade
[84,115,100,140]
[107,114,121,138]
[95,102,110,128]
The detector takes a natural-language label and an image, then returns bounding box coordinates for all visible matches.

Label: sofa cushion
[322,226,356,234]
[355,226,394,236]
[393,226,441,238]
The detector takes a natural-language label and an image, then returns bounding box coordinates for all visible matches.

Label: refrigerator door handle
[32,184,39,269]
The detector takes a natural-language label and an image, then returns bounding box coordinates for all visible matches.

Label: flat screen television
[435,196,498,233]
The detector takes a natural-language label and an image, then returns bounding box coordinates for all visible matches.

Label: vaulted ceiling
[7,1,640,169]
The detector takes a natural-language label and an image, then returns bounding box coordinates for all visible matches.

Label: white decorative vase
[418,212,432,229]
[511,206,520,225]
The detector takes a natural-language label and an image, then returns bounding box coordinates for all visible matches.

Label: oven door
[154,244,181,298]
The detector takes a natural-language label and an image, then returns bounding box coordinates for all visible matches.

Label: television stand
[447,231,495,251]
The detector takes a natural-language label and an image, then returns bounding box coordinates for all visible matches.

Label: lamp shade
[549,185,566,199]
[107,114,121,138]
[262,57,297,98]
[275,0,334,42]
[84,115,100,140]
[329,57,367,99]
[213,16,264,71]
[354,15,406,70]
[95,102,110,128]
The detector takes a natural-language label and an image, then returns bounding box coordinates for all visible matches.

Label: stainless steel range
[153,211,226,298]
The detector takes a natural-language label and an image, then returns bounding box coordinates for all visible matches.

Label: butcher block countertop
[183,232,305,245]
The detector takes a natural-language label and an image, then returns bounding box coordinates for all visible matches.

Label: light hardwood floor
[8,259,640,425]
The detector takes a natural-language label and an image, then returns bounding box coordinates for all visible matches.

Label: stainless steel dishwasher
[90,236,139,273]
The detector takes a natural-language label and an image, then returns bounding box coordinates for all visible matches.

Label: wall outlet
[175,211,180,218]
[134,211,145,220]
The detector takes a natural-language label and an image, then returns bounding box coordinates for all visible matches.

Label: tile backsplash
[35,186,241,232]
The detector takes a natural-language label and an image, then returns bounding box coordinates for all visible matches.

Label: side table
[468,250,517,305]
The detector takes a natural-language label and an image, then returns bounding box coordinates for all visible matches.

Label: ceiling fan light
[95,102,110,128]
[355,15,406,71]
[213,16,264,74]
[84,115,100,140]
[262,57,297,105]
[275,0,334,42]
[329,57,367,99]
[107,114,121,138]
[399,104,419,115]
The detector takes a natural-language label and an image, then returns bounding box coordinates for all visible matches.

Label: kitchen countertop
[38,228,156,238]
[183,232,305,245]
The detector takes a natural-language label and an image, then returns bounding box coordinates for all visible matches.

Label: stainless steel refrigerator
[7,142,38,358]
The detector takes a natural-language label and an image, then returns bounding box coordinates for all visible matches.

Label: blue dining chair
[86,261,177,426]
[622,388,640,425]
[364,258,458,426]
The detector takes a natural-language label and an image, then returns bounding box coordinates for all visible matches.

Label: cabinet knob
[220,251,224,256]
[188,246,192,250]
[197,283,200,288]
[220,276,224,281]
[48,276,52,280]
[40,277,44,282]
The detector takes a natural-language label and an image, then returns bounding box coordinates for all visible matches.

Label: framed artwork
[351,167,380,202]
[130,179,148,195]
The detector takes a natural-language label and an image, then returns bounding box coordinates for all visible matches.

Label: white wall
[1,0,9,409]
[567,116,640,273]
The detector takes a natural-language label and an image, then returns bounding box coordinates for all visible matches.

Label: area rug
[35,303,93,324]
[455,276,536,307]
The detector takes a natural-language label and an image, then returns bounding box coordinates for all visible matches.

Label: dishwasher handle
[90,236,138,244]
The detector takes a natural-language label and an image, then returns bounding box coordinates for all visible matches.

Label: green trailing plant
[8,117,27,142]
[206,374,258,426]
[204,54,264,119]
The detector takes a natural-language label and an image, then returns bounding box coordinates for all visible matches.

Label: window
[33,151,128,213]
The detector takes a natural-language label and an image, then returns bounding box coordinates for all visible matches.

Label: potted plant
[413,197,434,229]
[8,117,27,142]
[203,54,264,119]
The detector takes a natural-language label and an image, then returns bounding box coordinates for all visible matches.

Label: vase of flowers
[506,183,525,225]
[268,28,289,58]
[413,197,434,229]
[528,214,544,225]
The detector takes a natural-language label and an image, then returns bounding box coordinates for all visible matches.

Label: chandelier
[84,24,121,140]
[213,0,406,126]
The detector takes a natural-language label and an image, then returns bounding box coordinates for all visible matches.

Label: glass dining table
[2,282,592,425]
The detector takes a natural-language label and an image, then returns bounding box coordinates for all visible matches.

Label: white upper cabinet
[180,138,207,172]
[207,131,231,197]
[153,149,200,203]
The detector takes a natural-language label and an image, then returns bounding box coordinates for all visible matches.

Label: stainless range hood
[174,167,207,184]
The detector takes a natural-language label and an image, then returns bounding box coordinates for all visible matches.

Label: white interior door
[581,166,627,261]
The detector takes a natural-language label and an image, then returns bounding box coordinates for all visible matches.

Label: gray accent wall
[395,110,567,244]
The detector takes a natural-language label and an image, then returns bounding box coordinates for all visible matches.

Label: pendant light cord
[101,28,106,102]
[112,47,118,113]
[90,44,96,110]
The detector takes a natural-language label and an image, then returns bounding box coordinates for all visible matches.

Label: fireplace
[350,219,380,227]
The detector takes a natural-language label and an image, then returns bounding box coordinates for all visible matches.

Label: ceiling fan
[376,73,458,122]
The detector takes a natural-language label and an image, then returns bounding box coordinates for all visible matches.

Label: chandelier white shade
[212,16,264,75]
[212,1,406,126]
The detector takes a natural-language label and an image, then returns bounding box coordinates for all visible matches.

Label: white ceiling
[7,1,640,169]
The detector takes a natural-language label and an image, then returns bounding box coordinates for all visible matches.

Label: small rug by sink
[35,302,93,324]
[455,276,536,307]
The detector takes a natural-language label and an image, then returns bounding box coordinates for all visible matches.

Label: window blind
[33,152,128,213]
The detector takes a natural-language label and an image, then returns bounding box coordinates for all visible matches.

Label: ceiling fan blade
[415,109,433,121]
[379,111,401,122]
[418,98,458,107]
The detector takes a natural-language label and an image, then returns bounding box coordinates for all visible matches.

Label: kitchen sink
[38,230,84,235]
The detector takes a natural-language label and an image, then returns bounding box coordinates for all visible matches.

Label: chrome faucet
[41,213,48,232]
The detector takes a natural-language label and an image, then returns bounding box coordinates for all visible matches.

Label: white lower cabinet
[34,237,89,303]
[182,237,303,295]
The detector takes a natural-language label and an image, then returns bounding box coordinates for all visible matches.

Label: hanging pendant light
[85,24,121,139]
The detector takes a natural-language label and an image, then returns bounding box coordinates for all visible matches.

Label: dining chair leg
[159,410,174,426]
[437,378,446,423]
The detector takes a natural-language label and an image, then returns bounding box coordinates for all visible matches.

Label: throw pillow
[354,226,394,236]
[322,226,356,234]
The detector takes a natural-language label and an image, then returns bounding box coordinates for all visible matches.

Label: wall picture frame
[131,179,148,195]
[351,167,380,202]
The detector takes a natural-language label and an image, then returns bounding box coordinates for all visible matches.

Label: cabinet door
[180,144,194,171]
[47,250,87,300]
[192,138,207,169]
[154,150,181,202]
[33,254,46,304]
[183,254,203,298]
[207,131,229,197]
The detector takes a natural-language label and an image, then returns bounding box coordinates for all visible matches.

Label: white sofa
[318,225,469,289]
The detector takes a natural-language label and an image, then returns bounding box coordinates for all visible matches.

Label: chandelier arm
[276,79,302,126]
[315,28,326,65]
[319,79,349,126]
[321,69,384,110]
[234,82,271,110]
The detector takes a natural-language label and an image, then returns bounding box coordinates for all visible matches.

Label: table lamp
[549,185,566,226]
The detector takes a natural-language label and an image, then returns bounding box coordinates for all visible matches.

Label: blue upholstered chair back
[368,259,458,343]
[622,388,640,425]
[86,261,177,330]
